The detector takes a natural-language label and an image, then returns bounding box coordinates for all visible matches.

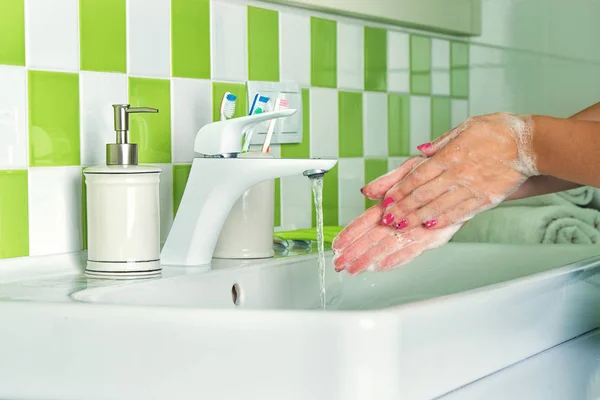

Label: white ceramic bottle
[83,104,162,278]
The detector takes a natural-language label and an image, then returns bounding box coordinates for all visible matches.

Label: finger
[416,121,468,157]
[343,231,401,275]
[382,172,457,223]
[333,226,392,272]
[399,187,473,230]
[376,225,463,270]
[332,204,383,252]
[361,157,425,200]
[380,160,446,212]
[430,197,493,229]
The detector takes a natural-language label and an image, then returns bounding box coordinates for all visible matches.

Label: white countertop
[443,329,600,400]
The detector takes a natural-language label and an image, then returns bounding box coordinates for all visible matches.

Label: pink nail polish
[424,219,437,228]
[382,197,394,208]
[381,213,395,226]
[395,219,408,229]
[417,142,432,151]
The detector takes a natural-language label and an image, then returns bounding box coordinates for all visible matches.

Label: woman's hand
[332,156,463,274]
[378,113,538,230]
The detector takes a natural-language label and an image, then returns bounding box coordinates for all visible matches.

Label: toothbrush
[219,92,237,121]
[261,97,288,153]
[248,93,259,116]
[242,95,270,152]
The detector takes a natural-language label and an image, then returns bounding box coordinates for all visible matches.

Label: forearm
[532,116,600,187]
[507,102,600,200]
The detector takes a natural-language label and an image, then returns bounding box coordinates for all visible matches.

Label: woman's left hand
[377,112,538,231]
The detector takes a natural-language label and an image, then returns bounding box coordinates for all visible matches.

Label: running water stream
[309,175,327,310]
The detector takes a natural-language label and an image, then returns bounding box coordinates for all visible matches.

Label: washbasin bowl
[2,243,600,400]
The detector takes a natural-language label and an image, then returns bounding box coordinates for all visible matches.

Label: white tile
[80,72,128,166]
[0,66,27,168]
[451,99,469,128]
[26,0,79,71]
[432,71,450,96]
[211,1,248,82]
[128,0,171,77]
[337,158,365,225]
[171,78,212,163]
[431,39,450,69]
[337,22,364,91]
[154,163,173,246]
[387,30,410,93]
[388,157,410,172]
[409,96,431,155]
[29,167,82,256]
[309,88,338,158]
[280,175,312,230]
[279,12,310,86]
[363,92,388,157]
[431,39,450,96]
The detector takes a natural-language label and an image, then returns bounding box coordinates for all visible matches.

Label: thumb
[361,156,425,200]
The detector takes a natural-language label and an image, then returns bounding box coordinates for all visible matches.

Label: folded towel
[274,226,344,244]
[501,186,597,208]
[452,205,600,244]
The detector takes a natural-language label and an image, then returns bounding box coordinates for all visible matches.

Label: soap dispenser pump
[83,104,162,278]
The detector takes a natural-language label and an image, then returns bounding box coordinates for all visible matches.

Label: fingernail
[382,197,394,208]
[381,213,395,226]
[424,219,437,228]
[395,219,408,229]
[417,142,432,151]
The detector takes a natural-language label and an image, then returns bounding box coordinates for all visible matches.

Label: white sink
[1,244,600,400]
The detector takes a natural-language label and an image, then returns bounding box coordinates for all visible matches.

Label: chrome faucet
[161,109,337,267]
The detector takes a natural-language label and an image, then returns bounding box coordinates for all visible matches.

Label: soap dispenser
[83,104,162,278]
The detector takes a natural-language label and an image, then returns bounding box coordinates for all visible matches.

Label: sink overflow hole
[231,283,241,306]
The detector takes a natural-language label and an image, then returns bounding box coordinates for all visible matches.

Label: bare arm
[506,102,600,200]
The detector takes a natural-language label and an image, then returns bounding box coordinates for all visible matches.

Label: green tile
[388,94,410,156]
[451,69,469,98]
[312,164,339,227]
[364,158,387,209]
[28,70,80,167]
[173,164,192,216]
[451,41,469,68]
[338,91,363,158]
[410,35,431,95]
[171,0,210,79]
[248,6,279,82]
[79,0,126,72]
[311,17,337,88]
[431,97,451,140]
[274,178,281,227]
[281,88,310,159]
[128,77,171,164]
[212,82,247,121]
[0,170,28,258]
[0,0,25,66]
[451,41,469,98]
[364,27,387,92]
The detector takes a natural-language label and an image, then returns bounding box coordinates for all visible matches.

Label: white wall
[469,0,600,118]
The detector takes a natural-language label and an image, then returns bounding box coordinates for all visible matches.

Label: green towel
[501,186,598,208]
[452,205,600,244]
[274,226,344,244]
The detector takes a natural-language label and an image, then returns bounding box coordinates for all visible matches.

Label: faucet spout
[161,157,337,267]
